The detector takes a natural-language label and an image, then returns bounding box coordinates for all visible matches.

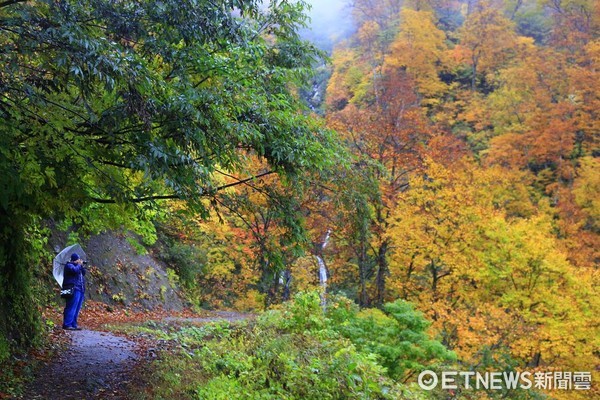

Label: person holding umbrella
[62,253,86,330]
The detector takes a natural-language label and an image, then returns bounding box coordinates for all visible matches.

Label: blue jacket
[63,261,86,292]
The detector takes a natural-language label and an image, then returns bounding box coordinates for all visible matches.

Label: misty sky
[305,0,347,24]
[301,0,355,50]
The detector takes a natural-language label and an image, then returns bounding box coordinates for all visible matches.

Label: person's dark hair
[70,253,80,262]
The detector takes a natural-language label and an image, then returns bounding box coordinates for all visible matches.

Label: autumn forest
[0,0,598,398]
[325,0,598,386]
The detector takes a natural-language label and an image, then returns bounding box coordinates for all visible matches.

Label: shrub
[136,292,453,399]
[160,242,206,288]
[328,298,456,381]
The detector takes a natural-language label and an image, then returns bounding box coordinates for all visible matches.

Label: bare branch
[89,170,277,204]
[0,0,27,8]
[215,170,276,191]
[90,194,180,203]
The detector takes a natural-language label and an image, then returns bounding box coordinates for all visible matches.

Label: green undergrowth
[0,320,68,398]
[0,358,34,399]
[129,292,454,399]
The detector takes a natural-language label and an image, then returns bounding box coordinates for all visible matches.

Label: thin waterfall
[317,256,327,285]
[322,229,331,249]
[318,229,331,284]
[318,229,331,308]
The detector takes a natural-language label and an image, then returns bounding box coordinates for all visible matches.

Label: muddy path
[22,312,252,399]
[22,329,138,399]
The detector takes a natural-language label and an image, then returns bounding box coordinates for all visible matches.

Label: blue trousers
[63,289,84,328]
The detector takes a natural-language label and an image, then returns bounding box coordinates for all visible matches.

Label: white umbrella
[53,244,86,287]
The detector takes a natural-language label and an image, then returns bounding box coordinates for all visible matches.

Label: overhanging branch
[89,170,277,204]
[215,170,275,191]
[90,194,180,203]
[0,0,27,8]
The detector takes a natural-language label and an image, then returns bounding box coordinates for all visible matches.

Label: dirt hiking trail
[22,311,252,399]
[23,329,138,400]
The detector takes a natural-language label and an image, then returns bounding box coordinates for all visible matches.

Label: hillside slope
[49,231,183,311]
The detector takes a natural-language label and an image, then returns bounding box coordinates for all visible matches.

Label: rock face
[51,230,183,311]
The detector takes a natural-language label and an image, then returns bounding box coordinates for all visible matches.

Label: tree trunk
[429,259,442,295]
[358,242,370,307]
[374,239,389,307]
[471,56,478,91]
[258,256,276,308]
[0,210,41,359]
[429,260,439,321]
[270,272,280,305]
[528,352,542,368]
[359,270,369,307]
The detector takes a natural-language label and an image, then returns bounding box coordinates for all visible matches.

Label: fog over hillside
[301,0,355,51]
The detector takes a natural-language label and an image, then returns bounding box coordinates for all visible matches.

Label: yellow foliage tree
[457,1,519,90]
[387,158,599,394]
[385,8,450,101]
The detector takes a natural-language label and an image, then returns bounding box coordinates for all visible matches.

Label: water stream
[318,229,331,308]
[317,256,327,285]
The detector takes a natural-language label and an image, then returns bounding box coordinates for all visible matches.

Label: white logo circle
[418,370,438,391]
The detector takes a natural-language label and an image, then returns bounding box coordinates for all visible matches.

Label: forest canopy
[0,0,337,354]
